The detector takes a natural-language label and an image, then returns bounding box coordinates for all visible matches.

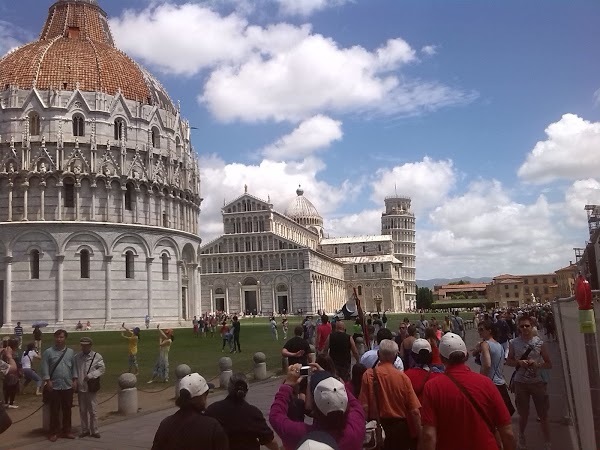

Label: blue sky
[2,0,600,278]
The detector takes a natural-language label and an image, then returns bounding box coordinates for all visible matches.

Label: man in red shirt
[420,333,515,450]
[315,315,332,353]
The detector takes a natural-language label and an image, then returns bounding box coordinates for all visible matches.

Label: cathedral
[0,0,202,331]
[199,187,416,315]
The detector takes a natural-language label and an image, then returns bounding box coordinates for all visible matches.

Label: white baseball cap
[411,338,432,354]
[179,373,209,398]
[311,372,348,416]
[439,332,468,359]
[296,431,339,450]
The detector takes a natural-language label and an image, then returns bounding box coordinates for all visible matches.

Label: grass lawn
[24,312,476,394]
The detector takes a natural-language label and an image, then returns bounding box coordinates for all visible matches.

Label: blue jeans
[23,368,42,388]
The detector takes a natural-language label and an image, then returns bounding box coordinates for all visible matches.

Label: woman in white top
[148,325,174,383]
[21,342,43,395]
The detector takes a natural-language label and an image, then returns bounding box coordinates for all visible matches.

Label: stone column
[194,264,201,316]
[105,182,111,221]
[177,261,183,320]
[146,257,154,318]
[22,181,28,221]
[210,288,214,314]
[56,254,65,324]
[219,357,233,388]
[40,181,46,220]
[105,255,113,322]
[75,181,80,221]
[7,182,13,221]
[253,352,268,380]
[90,183,96,221]
[134,188,140,224]
[159,194,164,227]
[57,181,62,220]
[117,373,138,415]
[4,256,13,326]
[121,186,126,223]
[225,287,230,314]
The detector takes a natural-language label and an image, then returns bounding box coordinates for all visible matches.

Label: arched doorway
[276,283,288,314]
[242,277,258,315]
[214,287,225,312]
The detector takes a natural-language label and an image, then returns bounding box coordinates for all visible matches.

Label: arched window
[151,127,160,148]
[30,250,40,279]
[29,112,40,135]
[125,251,134,279]
[114,118,126,141]
[161,254,169,280]
[125,183,135,211]
[72,114,85,137]
[80,249,90,278]
[176,136,181,153]
[64,179,75,208]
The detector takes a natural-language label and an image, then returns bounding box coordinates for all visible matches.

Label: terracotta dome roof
[0,0,176,113]
[285,186,323,222]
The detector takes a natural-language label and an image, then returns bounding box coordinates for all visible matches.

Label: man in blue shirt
[41,329,78,442]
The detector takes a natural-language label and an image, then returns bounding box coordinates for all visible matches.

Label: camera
[300,366,310,376]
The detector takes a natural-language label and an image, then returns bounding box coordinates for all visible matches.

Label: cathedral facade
[0,0,202,331]
[199,188,408,315]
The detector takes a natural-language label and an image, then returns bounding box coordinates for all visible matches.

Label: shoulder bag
[508,344,534,392]
[86,353,101,393]
[42,348,68,404]
[363,367,385,450]
[445,372,496,437]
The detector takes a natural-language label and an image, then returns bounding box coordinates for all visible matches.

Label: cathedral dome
[0,0,175,113]
[285,187,324,232]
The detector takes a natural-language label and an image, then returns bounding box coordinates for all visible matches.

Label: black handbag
[86,353,101,393]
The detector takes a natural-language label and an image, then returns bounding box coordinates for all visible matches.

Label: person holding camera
[74,337,105,438]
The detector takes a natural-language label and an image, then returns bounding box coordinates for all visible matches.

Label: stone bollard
[219,357,233,389]
[355,337,365,358]
[118,373,138,415]
[253,352,268,380]
[175,364,192,399]
[281,356,289,374]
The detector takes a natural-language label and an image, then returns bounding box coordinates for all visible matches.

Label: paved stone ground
[1,329,576,450]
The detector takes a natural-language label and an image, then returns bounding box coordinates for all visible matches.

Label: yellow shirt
[127,335,138,355]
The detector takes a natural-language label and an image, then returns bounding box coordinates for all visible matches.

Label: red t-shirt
[421,364,511,450]
[404,368,442,400]
[430,341,442,366]
[317,323,332,351]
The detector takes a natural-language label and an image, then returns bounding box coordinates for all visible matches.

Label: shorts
[514,381,549,419]
[128,354,138,368]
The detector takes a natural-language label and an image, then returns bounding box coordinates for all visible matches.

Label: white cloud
[518,114,600,184]
[275,0,350,17]
[261,115,342,160]
[327,209,382,238]
[370,157,456,215]
[419,180,575,278]
[564,179,600,227]
[0,21,32,57]
[199,154,360,243]
[421,45,437,56]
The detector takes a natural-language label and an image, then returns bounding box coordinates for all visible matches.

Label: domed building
[199,187,407,315]
[0,0,202,331]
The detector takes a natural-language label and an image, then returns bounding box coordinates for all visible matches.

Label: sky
[2,0,600,279]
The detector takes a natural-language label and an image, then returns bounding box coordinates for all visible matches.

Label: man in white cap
[74,337,105,438]
[152,373,228,450]
[419,333,515,450]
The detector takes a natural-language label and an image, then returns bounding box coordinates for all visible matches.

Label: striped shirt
[14,326,23,337]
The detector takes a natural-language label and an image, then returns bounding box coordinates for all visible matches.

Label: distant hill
[416,277,493,290]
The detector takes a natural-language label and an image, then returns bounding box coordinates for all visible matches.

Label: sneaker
[48,435,58,442]
[517,434,527,450]
[78,432,89,438]
[7,404,18,409]
[146,380,154,384]
[91,433,101,439]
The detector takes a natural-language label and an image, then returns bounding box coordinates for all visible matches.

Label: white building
[0,0,202,331]
[199,187,407,315]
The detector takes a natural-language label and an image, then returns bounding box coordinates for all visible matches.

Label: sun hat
[411,338,432,354]
[179,373,209,398]
[310,371,348,416]
[438,332,467,359]
[79,337,93,345]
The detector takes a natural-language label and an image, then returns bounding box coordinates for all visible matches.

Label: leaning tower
[381,196,416,309]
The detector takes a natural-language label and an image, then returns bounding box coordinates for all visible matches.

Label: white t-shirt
[21,350,37,369]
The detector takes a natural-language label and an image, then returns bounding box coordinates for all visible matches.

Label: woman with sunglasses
[473,321,515,417]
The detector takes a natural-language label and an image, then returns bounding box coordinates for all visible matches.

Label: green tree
[416,286,434,310]
[448,280,468,285]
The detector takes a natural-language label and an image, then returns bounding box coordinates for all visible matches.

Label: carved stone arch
[111,233,151,258]
[181,243,196,264]
[61,230,109,256]
[153,236,181,261]
[9,229,59,257]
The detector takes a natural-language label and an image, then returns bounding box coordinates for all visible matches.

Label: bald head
[335,321,346,332]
